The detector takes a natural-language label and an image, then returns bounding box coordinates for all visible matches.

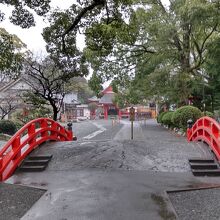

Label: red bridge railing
[187,116,220,160]
[0,118,74,181]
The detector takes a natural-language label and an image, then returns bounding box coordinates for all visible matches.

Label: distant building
[88,85,121,120]
[87,96,100,119]
[0,78,81,121]
[0,78,31,119]
[99,85,121,119]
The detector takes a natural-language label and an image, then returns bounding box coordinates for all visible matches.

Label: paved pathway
[3,119,220,220]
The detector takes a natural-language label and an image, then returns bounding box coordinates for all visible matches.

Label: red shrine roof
[99,85,115,104]
[99,93,115,104]
[88,85,116,105]
[101,85,114,95]
[88,96,100,102]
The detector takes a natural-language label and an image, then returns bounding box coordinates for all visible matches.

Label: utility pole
[130,107,135,140]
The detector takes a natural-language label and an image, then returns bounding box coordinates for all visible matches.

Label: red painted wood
[187,116,220,160]
[0,118,73,181]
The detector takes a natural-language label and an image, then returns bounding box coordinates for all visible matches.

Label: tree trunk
[51,102,58,121]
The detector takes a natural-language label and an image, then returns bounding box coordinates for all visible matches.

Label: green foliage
[203,37,220,112]
[0,1,50,28]
[203,111,214,118]
[83,0,219,105]
[0,120,17,135]
[0,28,26,76]
[172,106,203,130]
[157,112,167,124]
[63,77,94,104]
[88,102,98,111]
[2,0,219,111]
[0,1,43,75]
[11,107,51,126]
[88,73,103,97]
[162,112,174,128]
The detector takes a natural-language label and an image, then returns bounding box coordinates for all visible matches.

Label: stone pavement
[3,119,220,220]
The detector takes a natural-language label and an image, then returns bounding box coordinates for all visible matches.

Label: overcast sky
[0,0,76,55]
[0,0,170,55]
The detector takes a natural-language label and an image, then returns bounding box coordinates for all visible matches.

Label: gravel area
[168,188,220,220]
[0,183,45,220]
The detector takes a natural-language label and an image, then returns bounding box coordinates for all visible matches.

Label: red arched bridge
[0,118,74,181]
[187,116,220,161]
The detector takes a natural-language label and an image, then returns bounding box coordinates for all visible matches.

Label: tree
[0,1,50,28]
[88,73,103,97]
[42,0,136,75]
[0,0,43,74]
[0,93,18,119]
[23,57,70,121]
[65,77,94,104]
[84,0,219,105]
[0,28,26,77]
[22,92,52,118]
[203,37,220,112]
[2,0,219,108]
[88,102,98,112]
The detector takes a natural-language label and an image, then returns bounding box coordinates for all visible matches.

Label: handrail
[0,118,73,181]
[187,116,220,160]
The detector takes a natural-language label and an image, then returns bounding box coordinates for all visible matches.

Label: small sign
[130,107,135,121]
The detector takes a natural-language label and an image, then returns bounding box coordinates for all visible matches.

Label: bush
[0,120,17,135]
[203,111,214,118]
[157,112,167,124]
[162,111,174,127]
[172,106,202,130]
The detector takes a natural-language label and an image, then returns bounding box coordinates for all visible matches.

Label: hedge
[157,112,167,124]
[203,111,214,118]
[172,106,202,130]
[0,120,17,135]
[161,111,174,127]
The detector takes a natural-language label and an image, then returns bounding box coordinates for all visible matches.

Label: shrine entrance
[108,106,117,116]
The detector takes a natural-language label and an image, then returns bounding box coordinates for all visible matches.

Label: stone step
[18,155,52,172]
[189,163,218,170]
[192,169,220,176]
[23,159,50,166]
[19,165,47,172]
[189,158,215,163]
[28,155,53,161]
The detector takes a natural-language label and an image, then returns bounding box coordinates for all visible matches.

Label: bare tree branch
[61,0,105,51]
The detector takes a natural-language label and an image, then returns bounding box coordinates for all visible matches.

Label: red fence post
[187,128,191,141]
[12,136,21,159]
[41,119,48,138]
[0,157,2,181]
[59,127,66,141]
[28,123,36,146]
[51,122,58,139]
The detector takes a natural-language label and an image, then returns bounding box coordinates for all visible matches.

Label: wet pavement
[63,119,123,141]
[3,119,220,219]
